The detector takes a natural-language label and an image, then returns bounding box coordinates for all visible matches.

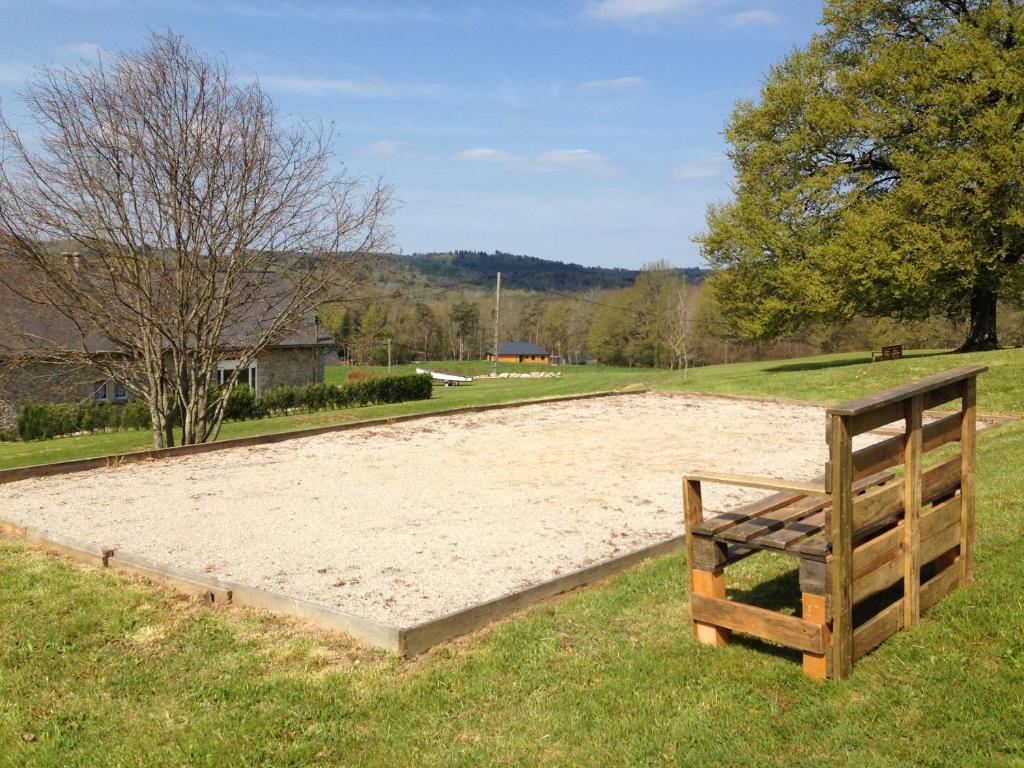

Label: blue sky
[0,0,823,269]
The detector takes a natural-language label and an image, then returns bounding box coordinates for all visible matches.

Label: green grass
[3,347,1022,471]
[1,348,1023,765]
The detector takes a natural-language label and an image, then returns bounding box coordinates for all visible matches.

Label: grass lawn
[1,348,1023,765]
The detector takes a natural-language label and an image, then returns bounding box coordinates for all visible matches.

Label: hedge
[16,400,152,441]
[11,374,432,441]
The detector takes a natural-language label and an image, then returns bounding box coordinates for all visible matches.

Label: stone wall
[255,347,323,396]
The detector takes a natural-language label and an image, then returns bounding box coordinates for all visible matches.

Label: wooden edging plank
[0,389,648,486]
[398,535,686,657]
[689,594,825,654]
[2,514,685,659]
[921,562,961,612]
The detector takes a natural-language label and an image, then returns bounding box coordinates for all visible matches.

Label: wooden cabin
[487,341,551,365]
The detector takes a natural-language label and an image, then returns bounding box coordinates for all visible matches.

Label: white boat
[416,367,474,386]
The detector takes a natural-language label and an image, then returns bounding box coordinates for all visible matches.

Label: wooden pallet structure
[683,365,985,679]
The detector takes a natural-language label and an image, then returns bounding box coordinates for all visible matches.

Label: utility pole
[387,338,392,374]
[491,271,501,377]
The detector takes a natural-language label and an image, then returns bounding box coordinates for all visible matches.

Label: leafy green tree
[700,0,1024,350]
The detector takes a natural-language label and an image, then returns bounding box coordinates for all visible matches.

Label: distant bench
[872,344,903,363]
[683,365,985,679]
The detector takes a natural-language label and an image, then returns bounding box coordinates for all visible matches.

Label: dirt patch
[0,392,868,626]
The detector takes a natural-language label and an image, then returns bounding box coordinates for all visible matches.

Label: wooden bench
[872,344,903,362]
[683,365,985,679]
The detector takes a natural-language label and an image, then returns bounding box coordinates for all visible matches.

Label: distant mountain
[397,251,709,293]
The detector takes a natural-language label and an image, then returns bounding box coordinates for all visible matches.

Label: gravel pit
[1,392,865,627]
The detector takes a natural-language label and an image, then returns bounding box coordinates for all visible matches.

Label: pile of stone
[485,371,562,379]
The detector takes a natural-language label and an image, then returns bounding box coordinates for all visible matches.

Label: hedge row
[16,400,153,441]
[226,374,433,420]
[13,374,433,440]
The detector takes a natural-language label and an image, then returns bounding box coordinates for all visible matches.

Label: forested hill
[397,251,709,292]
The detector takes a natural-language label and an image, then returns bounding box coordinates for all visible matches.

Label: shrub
[122,400,152,430]
[223,384,264,421]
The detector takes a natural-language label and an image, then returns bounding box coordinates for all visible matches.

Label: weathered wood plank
[903,395,923,629]
[690,594,825,654]
[921,559,961,612]
[920,521,961,566]
[719,495,828,544]
[922,455,962,505]
[850,401,905,437]
[830,412,855,680]
[747,511,825,551]
[852,413,962,479]
[853,552,903,605]
[683,471,825,495]
[852,479,905,531]
[853,599,904,662]
[799,558,830,598]
[920,495,961,542]
[828,365,987,417]
[683,478,702,594]
[923,380,965,411]
[689,491,801,537]
[960,377,977,583]
[852,524,903,580]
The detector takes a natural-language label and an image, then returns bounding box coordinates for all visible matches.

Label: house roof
[0,256,333,357]
[494,341,549,356]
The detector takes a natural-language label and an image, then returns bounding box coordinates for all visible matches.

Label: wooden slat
[853,599,904,662]
[683,471,826,495]
[903,395,923,629]
[852,524,903,579]
[852,478,905,531]
[853,412,962,479]
[921,521,961,566]
[921,495,961,542]
[853,552,903,605]
[830,413,855,680]
[960,377,977,583]
[922,455,962,504]
[921,560,961,612]
[828,365,987,417]
[923,380,965,411]
[748,511,825,550]
[850,400,905,437]
[689,594,825,654]
[689,491,800,537]
[719,495,828,543]
[683,478,702,593]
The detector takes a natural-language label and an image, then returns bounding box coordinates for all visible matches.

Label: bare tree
[0,32,391,447]
[665,280,699,379]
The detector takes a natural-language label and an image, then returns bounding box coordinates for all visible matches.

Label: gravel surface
[2,392,856,626]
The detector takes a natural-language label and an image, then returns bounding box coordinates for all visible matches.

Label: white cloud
[368,139,401,156]
[454,147,518,163]
[0,62,33,85]
[248,74,458,101]
[533,148,618,176]
[583,0,698,22]
[455,146,619,176]
[578,76,649,92]
[671,155,729,180]
[721,9,779,27]
[60,42,106,58]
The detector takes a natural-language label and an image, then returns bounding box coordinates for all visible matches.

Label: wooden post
[683,478,702,595]
[903,395,923,629]
[692,570,729,646]
[960,377,977,583]
[684,478,727,645]
[491,272,501,377]
[829,413,854,680]
[802,593,831,679]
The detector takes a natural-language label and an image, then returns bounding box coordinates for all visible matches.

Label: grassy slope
[2,348,1021,471]
[1,349,1023,765]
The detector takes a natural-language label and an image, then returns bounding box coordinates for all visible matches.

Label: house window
[113,382,128,402]
[93,380,108,402]
[216,360,257,391]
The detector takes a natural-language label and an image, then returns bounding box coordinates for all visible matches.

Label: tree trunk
[960,281,999,352]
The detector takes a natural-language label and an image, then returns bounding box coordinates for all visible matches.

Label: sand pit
[1,392,868,637]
